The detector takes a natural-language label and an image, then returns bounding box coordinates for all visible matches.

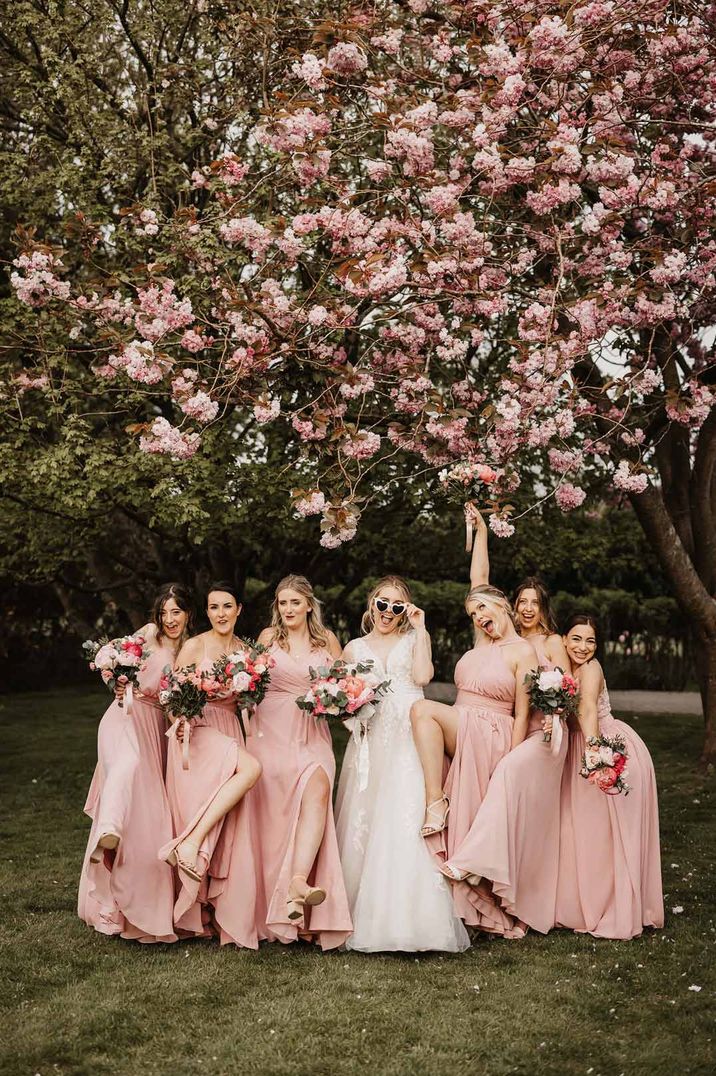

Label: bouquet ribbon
[352,703,375,792]
[549,711,564,756]
[166,717,191,770]
[124,681,134,717]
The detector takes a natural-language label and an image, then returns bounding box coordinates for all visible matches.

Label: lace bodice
[350,630,422,696]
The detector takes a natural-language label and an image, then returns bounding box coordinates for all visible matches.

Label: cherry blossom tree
[5,0,716,761]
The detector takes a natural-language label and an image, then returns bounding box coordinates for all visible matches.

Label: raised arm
[466,503,490,587]
[406,604,434,686]
[510,642,539,749]
[575,661,602,741]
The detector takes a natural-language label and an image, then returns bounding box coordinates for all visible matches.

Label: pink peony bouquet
[296,659,391,725]
[212,641,276,710]
[439,460,499,550]
[524,666,579,743]
[82,632,150,709]
[580,734,631,795]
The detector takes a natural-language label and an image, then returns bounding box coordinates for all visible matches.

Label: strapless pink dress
[244,644,352,949]
[445,635,568,936]
[160,667,258,948]
[78,643,176,942]
[556,681,664,938]
[425,640,515,929]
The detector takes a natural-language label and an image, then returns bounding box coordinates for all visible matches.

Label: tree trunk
[629,485,716,768]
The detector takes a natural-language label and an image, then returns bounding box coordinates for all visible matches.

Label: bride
[335,576,469,953]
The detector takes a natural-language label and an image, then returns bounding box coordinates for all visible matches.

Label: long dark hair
[152,582,195,642]
[512,577,558,636]
[563,613,600,660]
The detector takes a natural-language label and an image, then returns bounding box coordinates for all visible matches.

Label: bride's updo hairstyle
[361,575,412,635]
[270,574,331,651]
[465,584,515,640]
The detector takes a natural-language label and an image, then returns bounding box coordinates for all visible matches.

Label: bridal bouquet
[580,734,631,795]
[82,632,150,711]
[296,659,391,724]
[524,666,579,744]
[297,659,391,792]
[438,460,498,550]
[158,664,228,769]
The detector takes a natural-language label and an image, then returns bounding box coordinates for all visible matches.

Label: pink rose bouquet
[580,734,631,795]
[82,632,150,711]
[296,659,391,791]
[524,666,579,744]
[212,641,275,711]
[296,659,391,724]
[158,663,229,769]
[439,460,498,550]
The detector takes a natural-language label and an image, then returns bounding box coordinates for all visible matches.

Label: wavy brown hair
[512,576,558,637]
[151,582,194,645]
[269,575,331,651]
[361,575,412,635]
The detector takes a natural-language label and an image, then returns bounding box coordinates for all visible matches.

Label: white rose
[537,669,563,691]
[232,671,252,693]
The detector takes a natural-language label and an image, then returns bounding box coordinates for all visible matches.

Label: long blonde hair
[270,575,331,651]
[465,584,514,641]
[361,575,412,635]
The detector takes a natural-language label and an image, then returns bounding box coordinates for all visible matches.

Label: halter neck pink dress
[425,639,516,929]
[556,674,664,938]
[160,639,258,948]
[78,636,176,943]
[245,641,352,949]
[444,633,568,936]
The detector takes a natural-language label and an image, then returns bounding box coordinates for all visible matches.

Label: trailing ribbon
[550,711,564,756]
[166,716,191,770]
[465,517,474,553]
[124,681,134,717]
[246,706,263,738]
[353,702,375,792]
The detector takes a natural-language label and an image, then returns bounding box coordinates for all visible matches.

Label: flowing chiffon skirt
[78,696,176,943]
[246,645,352,950]
[160,700,258,948]
[556,708,664,939]
[445,715,568,936]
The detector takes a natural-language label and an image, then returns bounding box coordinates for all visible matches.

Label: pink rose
[588,766,617,791]
[343,675,366,700]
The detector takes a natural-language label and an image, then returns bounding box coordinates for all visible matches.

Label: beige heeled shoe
[165,845,202,883]
[89,832,121,863]
[420,795,450,837]
[287,876,327,920]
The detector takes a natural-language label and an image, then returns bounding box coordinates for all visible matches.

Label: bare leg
[175,749,261,869]
[288,768,331,911]
[410,699,460,829]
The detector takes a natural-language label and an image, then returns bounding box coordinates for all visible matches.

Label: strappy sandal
[166,845,202,882]
[420,795,450,837]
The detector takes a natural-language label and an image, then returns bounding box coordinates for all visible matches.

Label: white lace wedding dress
[334,630,470,952]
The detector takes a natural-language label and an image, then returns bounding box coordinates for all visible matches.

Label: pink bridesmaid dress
[245,643,352,949]
[160,644,258,948]
[556,678,664,938]
[444,635,568,937]
[78,639,176,942]
[426,639,516,933]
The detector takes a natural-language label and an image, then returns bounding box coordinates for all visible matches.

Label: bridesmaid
[467,502,569,671]
[556,614,664,938]
[248,575,352,949]
[438,509,571,937]
[159,581,262,946]
[410,583,537,935]
[78,582,192,942]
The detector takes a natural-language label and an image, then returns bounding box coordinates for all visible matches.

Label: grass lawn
[0,687,714,1076]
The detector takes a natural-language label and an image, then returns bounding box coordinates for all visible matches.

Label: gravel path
[424,683,702,715]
